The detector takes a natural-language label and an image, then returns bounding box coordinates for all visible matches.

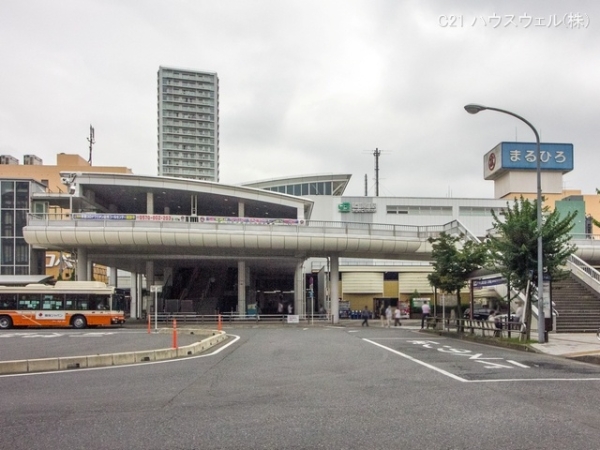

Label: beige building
[0,153,132,279]
[0,153,132,194]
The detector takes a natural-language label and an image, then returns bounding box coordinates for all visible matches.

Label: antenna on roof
[87,125,95,165]
[363,147,391,197]
[373,148,382,197]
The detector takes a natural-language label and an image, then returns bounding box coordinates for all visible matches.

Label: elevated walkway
[24,214,600,267]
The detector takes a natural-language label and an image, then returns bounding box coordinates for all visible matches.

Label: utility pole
[87,125,95,165]
[364,174,368,196]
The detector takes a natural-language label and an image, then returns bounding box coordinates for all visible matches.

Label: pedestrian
[380,304,386,327]
[515,302,524,323]
[488,310,501,337]
[420,301,431,329]
[278,295,284,321]
[361,305,370,327]
[385,305,392,328]
[394,306,402,327]
[288,303,293,315]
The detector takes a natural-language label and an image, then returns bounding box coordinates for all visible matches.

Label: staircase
[553,274,600,333]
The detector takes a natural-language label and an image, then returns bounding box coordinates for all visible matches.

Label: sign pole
[150,285,162,333]
[154,289,158,332]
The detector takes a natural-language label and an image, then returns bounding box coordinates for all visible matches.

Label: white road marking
[363,338,468,382]
[507,360,529,368]
[0,335,241,379]
[366,339,600,383]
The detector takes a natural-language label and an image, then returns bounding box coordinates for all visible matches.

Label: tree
[591,188,600,230]
[487,196,577,340]
[427,233,488,323]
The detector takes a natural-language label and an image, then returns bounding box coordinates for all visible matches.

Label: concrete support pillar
[237,261,246,315]
[137,273,144,318]
[109,267,118,287]
[147,192,154,214]
[76,248,88,281]
[238,201,245,217]
[86,258,93,282]
[330,255,340,324]
[294,261,305,317]
[146,261,154,291]
[130,272,138,319]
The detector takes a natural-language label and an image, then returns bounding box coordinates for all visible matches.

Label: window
[2,210,14,237]
[386,205,452,215]
[14,266,28,275]
[15,239,28,264]
[1,181,14,208]
[16,182,29,209]
[0,293,17,310]
[15,210,26,237]
[459,206,503,216]
[18,294,41,310]
[41,294,65,310]
[2,238,14,264]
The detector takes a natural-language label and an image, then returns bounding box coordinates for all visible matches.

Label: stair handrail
[567,254,600,295]
[442,219,481,243]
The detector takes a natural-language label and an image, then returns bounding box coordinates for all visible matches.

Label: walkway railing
[146,312,330,325]
[567,254,600,295]
[28,213,476,241]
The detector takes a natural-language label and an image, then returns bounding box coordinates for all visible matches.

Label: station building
[3,140,600,322]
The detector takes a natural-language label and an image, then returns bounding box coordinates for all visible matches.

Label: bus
[0,281,126,329]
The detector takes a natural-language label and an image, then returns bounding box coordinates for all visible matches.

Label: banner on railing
[71,213,304,225]
[197,216,304,225]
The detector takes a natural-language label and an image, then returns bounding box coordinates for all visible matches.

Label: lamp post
[464,104,545,344]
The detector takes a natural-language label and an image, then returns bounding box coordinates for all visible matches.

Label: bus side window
[0,294,17,310]
[19,295,41,310]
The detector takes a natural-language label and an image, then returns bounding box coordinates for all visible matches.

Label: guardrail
[145,313,331,325]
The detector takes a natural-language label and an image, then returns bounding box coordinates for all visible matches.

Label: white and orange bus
[0,281,125,329]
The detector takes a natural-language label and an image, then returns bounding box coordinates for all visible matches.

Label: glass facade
[0,180,45,275]
[266,181,333,196]
[1,181,30,274]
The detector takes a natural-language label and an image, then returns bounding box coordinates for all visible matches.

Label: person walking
[361,305,370,327]
[515,302,524,323]
[385,305,392,328]
[379,304,386,327]
[394,306,402,327]
[420,301,431,329]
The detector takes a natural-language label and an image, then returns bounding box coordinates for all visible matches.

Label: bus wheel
[0,315,13,329]
[71,315,87,329]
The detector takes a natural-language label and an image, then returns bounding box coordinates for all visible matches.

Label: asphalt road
[1,325,600,450]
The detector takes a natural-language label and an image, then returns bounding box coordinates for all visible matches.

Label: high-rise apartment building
[157,66,219,181]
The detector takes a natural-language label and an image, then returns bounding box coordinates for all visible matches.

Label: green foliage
[487,196,577,341]
[486,196,577,291]
[427,232,488,316]
[593,188,600,229]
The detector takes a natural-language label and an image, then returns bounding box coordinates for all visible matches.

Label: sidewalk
[530,333,600,358]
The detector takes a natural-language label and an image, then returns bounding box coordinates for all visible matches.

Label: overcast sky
[1,0,598,198]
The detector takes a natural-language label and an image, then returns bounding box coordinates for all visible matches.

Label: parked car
[463,308,494,320]
[494,313,521,325]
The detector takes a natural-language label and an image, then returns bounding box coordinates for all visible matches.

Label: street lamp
[464,103,545,344]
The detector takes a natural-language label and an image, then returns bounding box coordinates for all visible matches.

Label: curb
[420,328,538,353]
[0,329,227,375]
